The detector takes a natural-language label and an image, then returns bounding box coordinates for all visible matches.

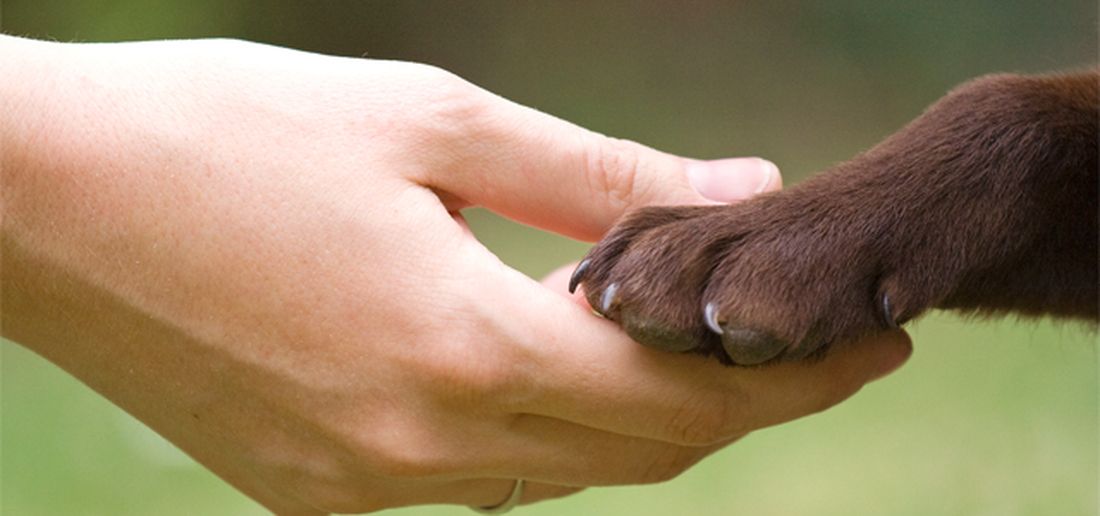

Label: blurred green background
[2,1,1096,515]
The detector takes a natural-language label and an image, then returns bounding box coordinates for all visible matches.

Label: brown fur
[572,70,1099,365]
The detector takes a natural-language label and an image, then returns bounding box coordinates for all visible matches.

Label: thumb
[419,88,782,241]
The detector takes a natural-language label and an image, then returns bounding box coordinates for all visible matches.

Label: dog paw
[571,70,1100,365]
[571,193,918,365]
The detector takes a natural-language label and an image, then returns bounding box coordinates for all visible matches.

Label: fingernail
[687,157,779,203]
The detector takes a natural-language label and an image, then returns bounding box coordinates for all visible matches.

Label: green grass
[2,211,1096,515]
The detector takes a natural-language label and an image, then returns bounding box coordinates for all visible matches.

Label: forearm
[2,37,240,352]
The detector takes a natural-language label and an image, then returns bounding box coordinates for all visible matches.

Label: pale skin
[0,36,912,514]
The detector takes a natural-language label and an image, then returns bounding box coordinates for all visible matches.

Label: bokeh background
[2,1,1097,514]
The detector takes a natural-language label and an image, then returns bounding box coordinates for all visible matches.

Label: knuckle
[421,345,518,403]
[282,457,392,513]
[353,431,451,479]
[637,447,700,484]
[365,62,492,166]
[665,388,745,445]
[338,415,456,479]
[374,457,439,479]
[407,324,530,408]
[414,66,492,137]
[387,65,500,174]
[584,137,652,213]
[297,481,388,514]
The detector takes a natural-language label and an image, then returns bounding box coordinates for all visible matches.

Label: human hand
[0,36,911,514]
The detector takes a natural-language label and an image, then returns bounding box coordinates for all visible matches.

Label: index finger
[413,79,780,242]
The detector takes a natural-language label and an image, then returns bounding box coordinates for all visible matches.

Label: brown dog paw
[570,193,906,365]
[571,70,1100,365]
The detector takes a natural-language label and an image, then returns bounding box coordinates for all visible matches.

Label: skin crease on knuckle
[342,336,522,482]
[292,478,387,515]
[584,136,651,216]
[636,445,707,485]
[340,415,456,481]
[397,67,501,182]
[399,290,534,411]
[665,384,747,446]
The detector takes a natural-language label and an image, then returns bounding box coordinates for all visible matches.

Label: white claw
[599,283,619,315]
[703,302,724,335]
[881,292,899,329]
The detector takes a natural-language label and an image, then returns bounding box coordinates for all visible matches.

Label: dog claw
[880,292,899,329]
[703,302,724,335]
[599,283,619,316]
[721,329,786,365]
[568,259,590,294]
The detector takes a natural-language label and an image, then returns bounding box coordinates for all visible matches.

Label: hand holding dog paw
[1,36,909,514]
